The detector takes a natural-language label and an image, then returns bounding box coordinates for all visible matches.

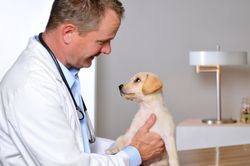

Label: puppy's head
[119,72,163,102]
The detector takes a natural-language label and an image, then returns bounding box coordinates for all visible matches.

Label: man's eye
[97,41,104,45]
[134,77,141,83]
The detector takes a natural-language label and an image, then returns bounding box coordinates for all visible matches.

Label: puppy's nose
[119,84,123,91]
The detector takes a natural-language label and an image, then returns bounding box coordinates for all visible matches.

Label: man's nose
[101,42,111,54]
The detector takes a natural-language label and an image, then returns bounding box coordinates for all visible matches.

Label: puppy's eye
[134,77,141,83]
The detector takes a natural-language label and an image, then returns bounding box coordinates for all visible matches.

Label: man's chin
[82,62,92,68]
[83,59,93,68]
[80,56,96,68]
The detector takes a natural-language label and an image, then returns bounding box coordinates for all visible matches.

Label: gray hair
[46,0,124,33]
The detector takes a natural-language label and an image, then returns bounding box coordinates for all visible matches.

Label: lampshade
[189,51,247,66]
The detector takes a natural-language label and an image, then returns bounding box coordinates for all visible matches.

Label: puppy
[106,72,179,166]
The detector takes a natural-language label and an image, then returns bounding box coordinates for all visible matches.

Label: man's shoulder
[0,48,57,95]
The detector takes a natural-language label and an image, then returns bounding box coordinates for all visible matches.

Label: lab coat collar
[33,34,79,89]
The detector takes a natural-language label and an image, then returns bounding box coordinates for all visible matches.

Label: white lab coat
[0,37,130,166]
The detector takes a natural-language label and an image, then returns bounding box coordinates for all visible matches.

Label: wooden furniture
[178,144,250,166]
[176,119,250,150]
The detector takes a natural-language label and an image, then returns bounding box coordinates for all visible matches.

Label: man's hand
[131,114,165,162]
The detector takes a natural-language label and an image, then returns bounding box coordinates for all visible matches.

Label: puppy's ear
[142,74,162,95]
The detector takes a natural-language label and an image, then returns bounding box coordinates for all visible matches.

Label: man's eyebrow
[97,38,112,42]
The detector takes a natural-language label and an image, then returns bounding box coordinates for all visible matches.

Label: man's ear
[142,74,162,95]
[62,24,77,44]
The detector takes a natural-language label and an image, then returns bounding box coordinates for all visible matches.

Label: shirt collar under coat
[58,61,79,90]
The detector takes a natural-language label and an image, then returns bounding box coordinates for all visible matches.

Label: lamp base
[202,119,237,124]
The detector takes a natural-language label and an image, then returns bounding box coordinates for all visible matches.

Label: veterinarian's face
[68,9,121,68]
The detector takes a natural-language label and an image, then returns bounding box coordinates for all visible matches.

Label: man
[0,0,164,165]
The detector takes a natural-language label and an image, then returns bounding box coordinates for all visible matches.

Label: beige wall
[96,0,250,139]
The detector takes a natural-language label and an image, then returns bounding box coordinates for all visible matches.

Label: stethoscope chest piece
[77,106,84,120]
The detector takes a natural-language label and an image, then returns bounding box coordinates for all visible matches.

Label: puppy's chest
[133,106,169,128]
[138,106,166,118]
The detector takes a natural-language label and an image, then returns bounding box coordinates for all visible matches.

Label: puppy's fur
[106,72,179,166]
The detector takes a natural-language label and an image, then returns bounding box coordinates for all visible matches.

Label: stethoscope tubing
[38,33,95,143]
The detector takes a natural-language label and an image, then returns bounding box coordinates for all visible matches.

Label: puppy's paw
[149,159,168,166]
[150,163,168,166]
[105,146,120,155]
[169,160,179,166]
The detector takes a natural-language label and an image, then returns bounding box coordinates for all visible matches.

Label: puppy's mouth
[119,89,135,97]
[118,84,135,98]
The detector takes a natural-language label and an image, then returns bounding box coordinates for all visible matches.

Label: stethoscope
[38,33,96,143]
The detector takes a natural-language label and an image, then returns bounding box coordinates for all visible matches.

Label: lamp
[189,46,247,124]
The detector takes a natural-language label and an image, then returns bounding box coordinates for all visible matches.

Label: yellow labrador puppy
[106,72,179,166]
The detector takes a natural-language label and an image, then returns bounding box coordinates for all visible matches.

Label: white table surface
[176,119,250,150]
